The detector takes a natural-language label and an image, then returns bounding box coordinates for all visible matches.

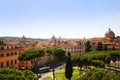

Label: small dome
[105,28,115,39]
[51,35,56,40]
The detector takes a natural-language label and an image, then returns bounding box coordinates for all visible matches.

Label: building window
[11,46,13,49]
[15,46,17,49]
[68,47,70,49]
[6,53,9,56]
[7,47,9,49]
[0,54,4,57]
[15,52,17,55]
[11,60,13,65]
[11,53,13,56]
[7,61,9,66]
[71,47,73,49]
[15,60,17,64]
[1,47,4,50]
[74,47,76,49]
[0,62,3,68]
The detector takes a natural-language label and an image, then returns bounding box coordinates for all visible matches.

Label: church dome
[105,28,115,39]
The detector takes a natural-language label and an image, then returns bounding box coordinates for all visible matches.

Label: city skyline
[0,0,120,38]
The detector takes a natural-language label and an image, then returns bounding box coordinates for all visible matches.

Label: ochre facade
[0,40,24,69]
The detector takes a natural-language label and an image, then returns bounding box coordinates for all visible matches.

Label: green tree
[65,52,73,80]
[72,56,84,77]
[72,54,94,77]
[103,45,108,51]
[0,40,4,45]
[0,68,38,80]
[112,46,115,50]
[91,60,105,68]
[96,42,103,51]
[80,68,118,80]
[46,48,66,80]
[18,49,45,61]
[109,52,119,70]
[85,41,91,52]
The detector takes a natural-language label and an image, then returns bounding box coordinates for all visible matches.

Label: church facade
[91,28,120,50]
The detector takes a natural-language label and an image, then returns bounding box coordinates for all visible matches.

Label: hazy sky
[0,0,120,38]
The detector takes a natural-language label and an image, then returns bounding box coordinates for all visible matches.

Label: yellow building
[62,41,85,56]
[0,40,24,69]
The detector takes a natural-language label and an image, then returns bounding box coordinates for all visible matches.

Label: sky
[0,0,120,39]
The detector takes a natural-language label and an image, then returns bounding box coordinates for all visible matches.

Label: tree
[91,60,105,68]
[46,48,66,80]
[103,45,108,51]
[0,68,38,80]
[0,40,4,45]
[109,52,119,70]
[65,52,73,80]
[18,49,45,61]
[85,41,91,52]
[96,42,103,51]
[80,68,119,80]
[112,46,115,50]
[72,55,84,77]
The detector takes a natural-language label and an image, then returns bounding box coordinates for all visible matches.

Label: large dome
[105,28,115,39]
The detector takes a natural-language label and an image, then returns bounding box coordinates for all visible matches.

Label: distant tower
[50,35,57,46]
[58,36,62,42]
[51,35,57,42]
[83,37,86,40]
[57,36,62,46]
[21,35,27,42]
[105,28,115,40]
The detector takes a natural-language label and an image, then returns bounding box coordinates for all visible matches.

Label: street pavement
[38,64,65,80]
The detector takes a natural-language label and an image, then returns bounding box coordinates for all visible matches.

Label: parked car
[37,73,41,78]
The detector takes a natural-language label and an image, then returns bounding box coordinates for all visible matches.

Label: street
[38,65,64,80]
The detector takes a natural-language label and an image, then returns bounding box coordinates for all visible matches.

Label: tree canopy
[0,68,38,80]
[80,68,119,80]
[72,50,120,80]
[46,48,66,62]
[46,48,66,80]
[96,42,103,51]
[73,50,120,69]
[85,41,91,52]
[18,49,45,61]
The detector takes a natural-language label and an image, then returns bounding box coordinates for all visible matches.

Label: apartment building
[61,41,85,56]
[0,40,24,69]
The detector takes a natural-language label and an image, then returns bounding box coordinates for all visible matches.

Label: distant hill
[0,36,48,41]
[0,36,88,41]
